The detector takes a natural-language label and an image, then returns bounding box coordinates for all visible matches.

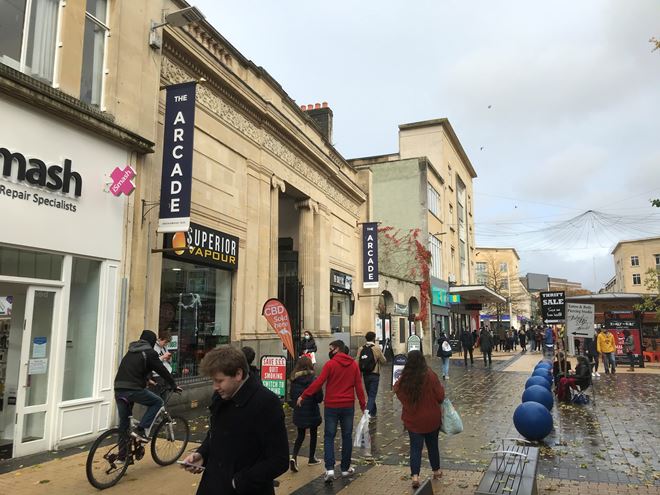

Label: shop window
[0,245,62,280]
[0,0,59,84]
[80,0,109,106]
[330,292,351,333]
[62,258,101,401]
[159,258,232,379]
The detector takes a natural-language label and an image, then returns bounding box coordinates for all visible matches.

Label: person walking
[597,327,616,374]
[623,329,635,372]
[543,326,555,358]
[152,330,173,395]
[356,331,386,418]
[535,326,543,353]
[460,328,474,366]
[512,327,519,351]
[436,330,452,380]
[519,327,527,353]
[585,331,601,377]
[480,328,494,366]
[181,346,289,495]
[289,356,322,472]
[298,340,366,483]
[393,350,445,489]
[300,331,318,364]
[498,326,507,352]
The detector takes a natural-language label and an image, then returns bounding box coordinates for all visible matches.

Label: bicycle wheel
[86,428,130,490]
[150,414,190,465]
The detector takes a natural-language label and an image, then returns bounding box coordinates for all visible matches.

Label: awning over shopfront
[449,285,506,304]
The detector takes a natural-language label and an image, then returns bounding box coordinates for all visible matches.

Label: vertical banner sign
[566,303,595,338]
[407,334,421,352]
[262,298,295,358]
[260,355,287,398]
[362,222,379,289]
[158,82,197,233]
[540,291,566,324]
[391,354,407,388]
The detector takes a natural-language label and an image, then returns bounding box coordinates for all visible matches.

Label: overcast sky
[195,0,660,291]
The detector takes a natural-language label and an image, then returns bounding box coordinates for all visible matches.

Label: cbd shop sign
[158,82,197,233]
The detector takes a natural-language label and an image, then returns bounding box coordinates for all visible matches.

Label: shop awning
[449,285,506,304]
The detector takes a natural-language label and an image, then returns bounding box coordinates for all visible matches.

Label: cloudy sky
[195,0,660,291]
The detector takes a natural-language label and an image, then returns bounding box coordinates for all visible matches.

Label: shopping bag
[440,398,463,435]
[353,411,371,453]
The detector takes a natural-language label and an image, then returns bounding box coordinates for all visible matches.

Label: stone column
[270,176,286,298]
[295,198,318,332]
[314,203,331,334]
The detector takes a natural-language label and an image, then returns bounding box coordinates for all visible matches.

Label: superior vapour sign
[540,291,566,324]
[362,222,379,289]
[158,82,196,233]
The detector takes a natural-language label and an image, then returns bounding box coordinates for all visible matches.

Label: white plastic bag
[440,398,463,435]
[353,411,371,453]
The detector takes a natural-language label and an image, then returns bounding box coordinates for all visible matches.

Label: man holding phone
[181,346,289,494]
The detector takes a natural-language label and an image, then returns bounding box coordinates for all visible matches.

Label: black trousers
[463,347,474,365]
[483,350,492,365]
[292,426,318,461]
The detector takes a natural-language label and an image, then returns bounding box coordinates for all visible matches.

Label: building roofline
[398,118,477,178]
[611,235,660,254]
[475,247,520,261]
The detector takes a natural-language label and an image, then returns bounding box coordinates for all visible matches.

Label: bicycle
[86,389,190,490]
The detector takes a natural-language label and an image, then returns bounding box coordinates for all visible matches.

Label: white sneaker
[595,372,601,377]
[341,467,355,477]
[591,372,596,377]
[324,470,335,483]
[446,376,449,380]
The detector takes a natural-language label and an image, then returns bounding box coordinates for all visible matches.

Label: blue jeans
[324,407,354,471]
[363,373,380,416]
[115,388,163,435]
[408,429,440,476]
[441,357,450,377]
[603,352,616,373]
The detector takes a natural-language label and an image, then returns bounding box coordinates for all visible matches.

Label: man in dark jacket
[460,328,474,366]
[480,328,494,366]
[182,345,289,495]
[114,329,179,442]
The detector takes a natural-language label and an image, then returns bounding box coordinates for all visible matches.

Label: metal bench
[475,438,539,495]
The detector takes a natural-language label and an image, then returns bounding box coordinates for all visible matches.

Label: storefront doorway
[0,283,60,459]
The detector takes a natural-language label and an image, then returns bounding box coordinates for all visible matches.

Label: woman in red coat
[393,350,445,489]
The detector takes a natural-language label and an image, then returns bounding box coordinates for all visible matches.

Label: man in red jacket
[297,340,366,483]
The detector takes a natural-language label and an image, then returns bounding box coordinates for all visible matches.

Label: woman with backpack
[394,350,445,489]
[436,331,452,380]
[289,356,323,472]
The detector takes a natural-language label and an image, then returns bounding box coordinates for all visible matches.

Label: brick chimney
[300,101,333,142]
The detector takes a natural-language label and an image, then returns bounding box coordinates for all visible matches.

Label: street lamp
[149,6,205,49]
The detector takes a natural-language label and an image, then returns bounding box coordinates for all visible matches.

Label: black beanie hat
[139,329,157,347]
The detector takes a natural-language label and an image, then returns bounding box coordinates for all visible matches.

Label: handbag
[302,351,316,364]
[440,398,463,435]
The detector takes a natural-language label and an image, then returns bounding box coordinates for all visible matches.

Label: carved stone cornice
[160,54,360,216]
[0,63,154,154]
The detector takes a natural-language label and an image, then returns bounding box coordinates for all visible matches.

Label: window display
[158,258,232,379]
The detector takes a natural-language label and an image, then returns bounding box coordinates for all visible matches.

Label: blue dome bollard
[525,376,551,390]
[535,362,552,370]
[532,368,552,383]
[513,402,553,441]
[522,385,554,411]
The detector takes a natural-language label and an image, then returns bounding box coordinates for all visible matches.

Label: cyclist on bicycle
[114,330,181,443]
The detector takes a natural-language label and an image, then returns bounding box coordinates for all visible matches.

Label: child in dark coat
[290,356,323,472]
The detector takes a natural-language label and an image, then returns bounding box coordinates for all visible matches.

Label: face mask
[304,335,310,340]
[328,350,335,359]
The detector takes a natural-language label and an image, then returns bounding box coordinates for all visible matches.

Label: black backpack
[359,345,376,373]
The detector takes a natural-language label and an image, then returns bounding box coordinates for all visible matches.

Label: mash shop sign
[540,291,566,324]
[158,82,197,233]
[362,222,379,289]
[164,222,239,270]
[0,147,82,212]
